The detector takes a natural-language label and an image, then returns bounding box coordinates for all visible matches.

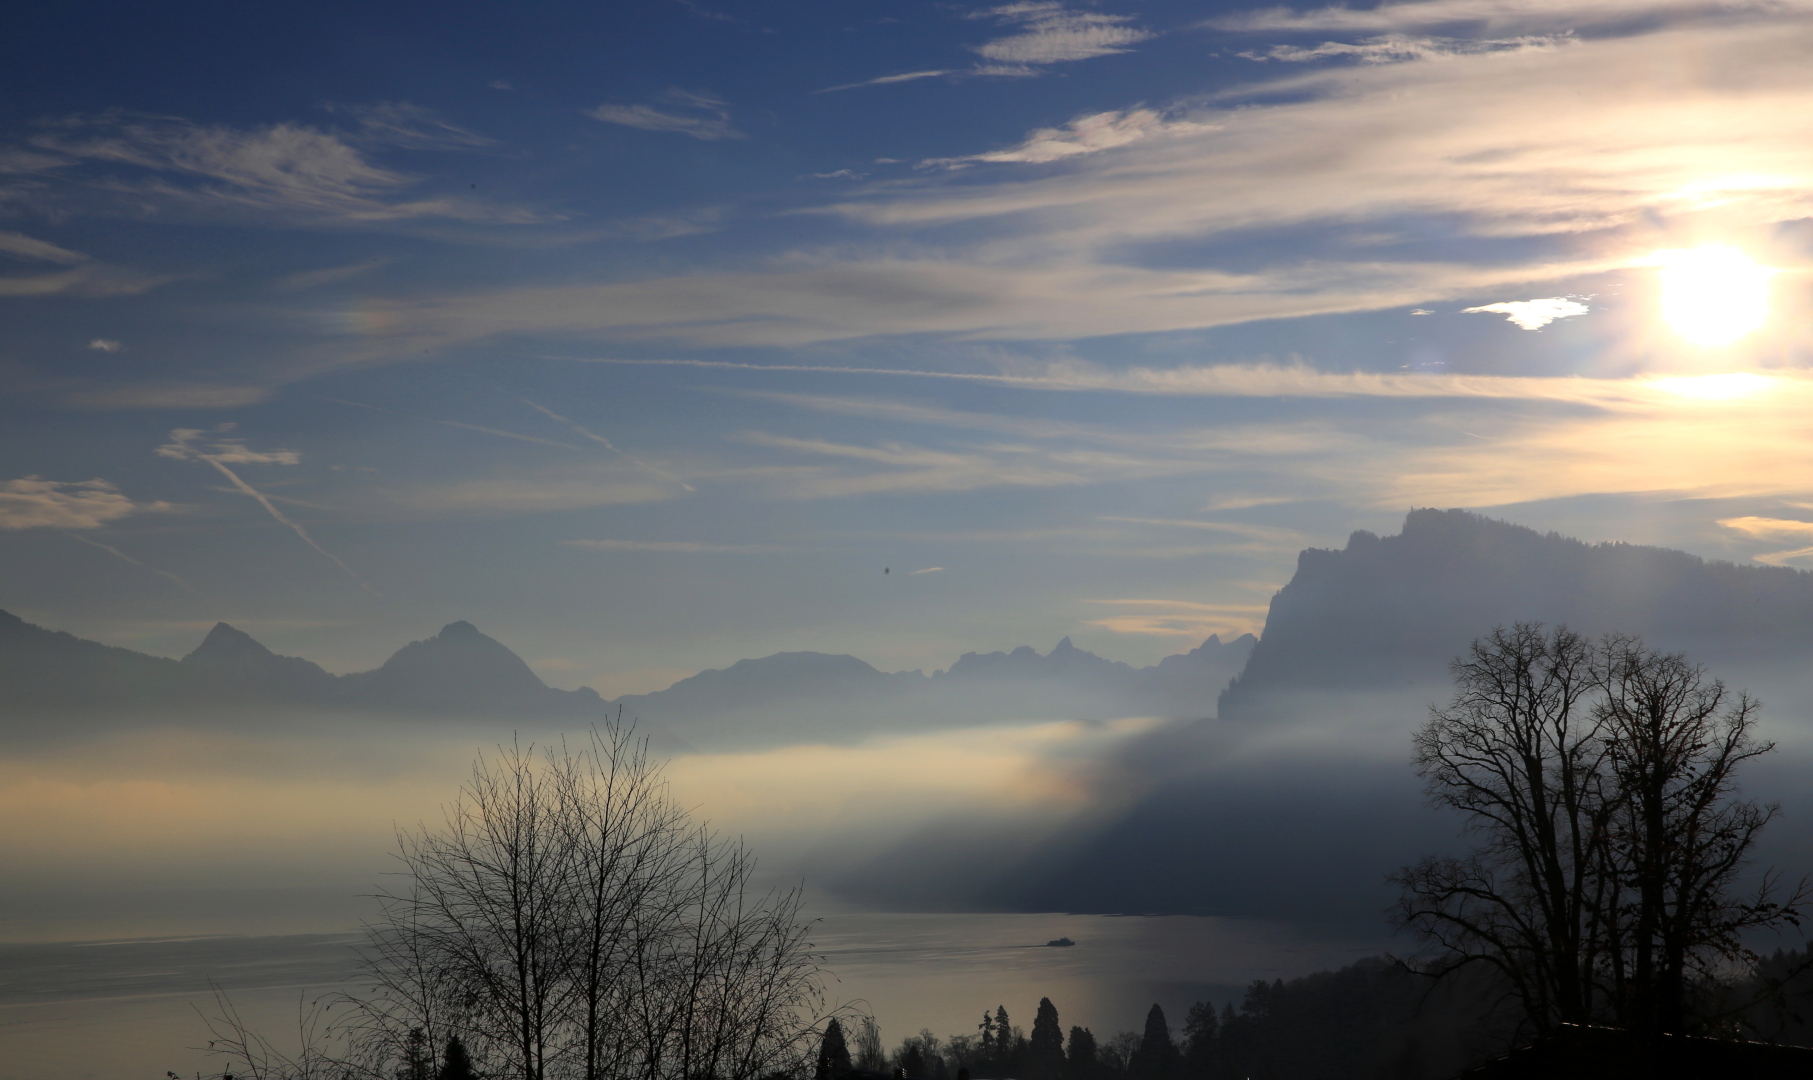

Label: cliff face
[1219,508,1813,720]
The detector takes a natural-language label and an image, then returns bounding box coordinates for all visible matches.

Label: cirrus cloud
[0,476,165,530]
[967,2,1155,67]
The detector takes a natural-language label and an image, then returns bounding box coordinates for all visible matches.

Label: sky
[6,0,1813,696]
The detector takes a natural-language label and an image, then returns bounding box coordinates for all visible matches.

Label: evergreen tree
[1179,1002,1218,1080]
[1027,998,1065,1080]
[994,1006,1012,1068]
[437,1036,475,1080]
[979,1012,996,1061]
[1129,1005,1176,1080]
[397,1026,432,1080]
[822,1018,854,1076]
[1064,1026,1098,1080]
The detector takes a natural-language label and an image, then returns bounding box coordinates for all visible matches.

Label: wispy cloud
[920,109,1215,168]
[1207,0,1790,34]
[1239,32,1571,63]
[730,430,1219,499]
[14,110,541,227]
[85,338,122,352]
[155,426,376,593]
[910,566,945,574]
[1084,599,1270,638]
[572,356,1787,409]
[325,101,496,151]
[562,538,801,553]
[1461,297,1589,329]
[0,264,176,298]
[0,230,87,264]
[967,2,1155,66]
[272,257,393,292]
[1716,515,1813,565]
[587,90,745,141]
[521,399,696,492]
[348,18,1813,353]
[384,470,678,517]
[1098,516,1305,544]
[815,70,952,94]
[0,476,165,530]
[65,383,271,409]
[62,531,203,595]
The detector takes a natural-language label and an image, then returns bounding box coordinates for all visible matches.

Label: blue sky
[6,0,1813,693]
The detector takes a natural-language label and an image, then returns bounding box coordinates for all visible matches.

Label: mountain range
[0,606,1254,747]
[11,508,1813,920]
[10,508,1813,756]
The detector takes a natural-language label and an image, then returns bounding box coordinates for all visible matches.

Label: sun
[1655,245,1771,347]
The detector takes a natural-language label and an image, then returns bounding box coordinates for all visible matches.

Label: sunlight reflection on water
[0,911,1389,1080]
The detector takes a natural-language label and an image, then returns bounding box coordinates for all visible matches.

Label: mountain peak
[345,619,552,710]
[183,622,274,665]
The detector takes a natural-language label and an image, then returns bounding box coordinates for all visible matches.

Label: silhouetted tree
[894,1029,945,1080]
[1594,634,1804,1035]
[1394,625,1807,1037]
[823,1017,854,1076]
[1128,1005,1175,1080]
[438,1035,475,1080]
[856,1017,887,1072]
[1027,998,1065,1080]
[397,1026,432,1080]
[977,1012,997,1062]
[201,724,829,1080]
[1179,1002,1218,1080]
[1098,1030,1140,1079]
[1064,1026,1098,1080]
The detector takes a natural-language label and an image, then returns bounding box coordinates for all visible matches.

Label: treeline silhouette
[828,944,1813,1080]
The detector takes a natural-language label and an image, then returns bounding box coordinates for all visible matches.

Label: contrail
[319,395,696,493]
[521,399,696,493]
[159,428,379,596]
[196,454,380,596]
[62,531,205,596]
[319,397,588,451]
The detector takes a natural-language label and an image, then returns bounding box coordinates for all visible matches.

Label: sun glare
[1655,245,1771,347]
[1653,371,1776,400]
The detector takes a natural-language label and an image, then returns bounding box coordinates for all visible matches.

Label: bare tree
[207,722,830,1080]
[1593,635,1803,1036]
[1394,624,1806,1038]
[1392,624,1611,1034]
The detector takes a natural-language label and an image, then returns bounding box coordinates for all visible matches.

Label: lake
[0,910,1392,1080]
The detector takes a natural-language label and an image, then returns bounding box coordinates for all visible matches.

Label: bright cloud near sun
[1460,297,1589,330]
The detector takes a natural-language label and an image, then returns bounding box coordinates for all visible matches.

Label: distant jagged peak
[182,621,276,664]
